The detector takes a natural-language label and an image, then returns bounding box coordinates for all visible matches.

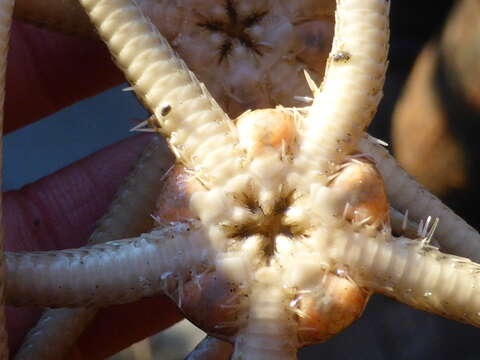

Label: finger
[69,296,183,360]
[5,20,124,133]
[4,134,154,252]
[5,134,153,351]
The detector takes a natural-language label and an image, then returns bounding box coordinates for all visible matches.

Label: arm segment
[327,229,480,327]
[361,137,480,262]
[295,0,389,183]
[79,0,242,186]
[6,224,211,307]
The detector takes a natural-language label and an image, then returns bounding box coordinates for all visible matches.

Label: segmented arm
[185,336,232,360]
[360,137,480,261]
[295,0,389,182]
[79,0,242,186]
[328,230,480,327]
[6,223,211,307]
[0,0,14,358]
[233,274,298,360]
[15,136,173,360]
[14,308,97,360]
[85,136,173,244]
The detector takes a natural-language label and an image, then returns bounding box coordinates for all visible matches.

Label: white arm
[295,0,389,184]
[6,224,211,307]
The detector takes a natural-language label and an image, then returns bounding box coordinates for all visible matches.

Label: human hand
[4,20,183,359]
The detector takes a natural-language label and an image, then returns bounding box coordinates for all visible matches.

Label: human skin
[4,20,183,359]
[5,20,121,132]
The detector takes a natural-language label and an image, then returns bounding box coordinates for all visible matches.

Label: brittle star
[3,0,480,359]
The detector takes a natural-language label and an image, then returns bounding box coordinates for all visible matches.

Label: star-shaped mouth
[197,0,268,62]
[221,191,300,259]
